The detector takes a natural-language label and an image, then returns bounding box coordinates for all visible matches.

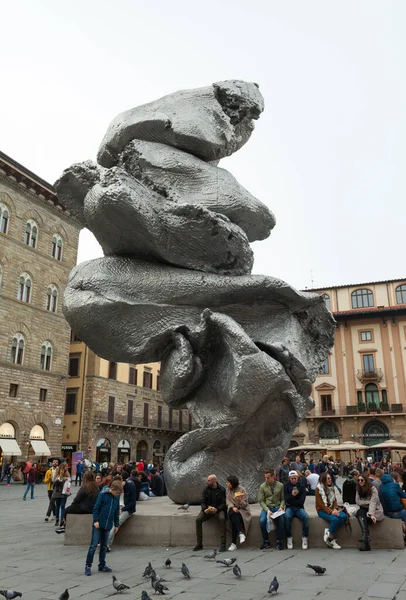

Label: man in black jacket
[194,474,226,552]
[284,470,309,550]
[150,468,164,496]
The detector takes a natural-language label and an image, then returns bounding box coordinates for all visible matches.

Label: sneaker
[302,537,308,550]
[287,537,293,550]
[55,528,65,534]
[22,497,26,501]
[193,544,203,551]
[218,544,227,553]
[44,517,49,522]
[323,528,330,543]
[85,566,91,576]
[228,543,237,551]
[98,565,112,572]
[106,546,111,553]
[330,539,341,550]
[260,541,270,550]
[276,540,283,551]
[239,533,246,544]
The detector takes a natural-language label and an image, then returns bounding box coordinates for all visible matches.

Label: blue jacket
[380,474,406,513]
[92,490,120,529]
[122,480,137,514]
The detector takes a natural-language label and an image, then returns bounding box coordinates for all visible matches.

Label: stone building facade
[0,151,80,465]
[290,278,406,461]
[63,339,190,465]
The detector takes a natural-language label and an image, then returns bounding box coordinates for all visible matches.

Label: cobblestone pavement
[1,482,406,600]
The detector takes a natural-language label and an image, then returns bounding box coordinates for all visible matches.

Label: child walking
[85,480,122,575]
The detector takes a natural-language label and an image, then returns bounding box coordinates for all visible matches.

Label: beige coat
[356,485,384,521]
[226,485,251,534]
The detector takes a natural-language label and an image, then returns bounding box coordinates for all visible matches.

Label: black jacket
[150,474,164,497]
[122,480,137,514]
[71,488,99,513]
[201,483,226,512]
[284,480,306,508]
[342,478,357,504]
[129,475,142,500]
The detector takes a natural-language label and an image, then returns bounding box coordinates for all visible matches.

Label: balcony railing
[94,411,188,432]
[356,368,383,383]
[308,403,403,418]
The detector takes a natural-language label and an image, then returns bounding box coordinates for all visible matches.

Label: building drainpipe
[77,344,88,455]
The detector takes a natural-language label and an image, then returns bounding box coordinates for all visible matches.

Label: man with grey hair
[194,474,227,552]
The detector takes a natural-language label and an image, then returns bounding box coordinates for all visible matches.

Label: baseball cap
[289,470,298,477]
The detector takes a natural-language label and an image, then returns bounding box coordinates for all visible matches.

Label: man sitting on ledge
[194,474,227,552]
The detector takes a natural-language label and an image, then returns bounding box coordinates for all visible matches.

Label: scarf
[316,482,335,507]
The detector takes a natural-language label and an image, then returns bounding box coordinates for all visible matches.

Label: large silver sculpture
[57,80,335,503]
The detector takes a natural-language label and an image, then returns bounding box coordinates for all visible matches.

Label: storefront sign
[61,445,77,451]
[319,439,339,445]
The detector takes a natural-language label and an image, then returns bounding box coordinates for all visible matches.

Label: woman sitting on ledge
[355,473,384,551]
[315,472,348,550]
[225,475,251,551]
[56,472,100,534]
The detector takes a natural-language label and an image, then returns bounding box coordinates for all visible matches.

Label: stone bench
[64,499,404,549]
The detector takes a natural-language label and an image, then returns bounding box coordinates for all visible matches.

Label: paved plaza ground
[2,481,406,600]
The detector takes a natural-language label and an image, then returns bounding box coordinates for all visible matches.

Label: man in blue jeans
[284,470,309,550]
[258,469,285,550]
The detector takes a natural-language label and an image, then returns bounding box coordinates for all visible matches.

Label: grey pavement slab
[0,481,405,599]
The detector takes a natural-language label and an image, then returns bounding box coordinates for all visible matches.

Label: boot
[357,514,371,551]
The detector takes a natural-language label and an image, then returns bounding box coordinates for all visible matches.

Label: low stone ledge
[64,505,404,549]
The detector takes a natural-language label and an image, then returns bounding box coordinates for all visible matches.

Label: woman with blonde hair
[225,475,251,551]
[52,462,71,527]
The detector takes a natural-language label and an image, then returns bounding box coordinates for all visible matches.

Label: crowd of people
[3,451,406,573]
[193,453,406,554]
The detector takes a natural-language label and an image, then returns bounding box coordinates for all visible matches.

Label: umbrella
[369,439,406,450]
[332,441,369,451]
[287,443,329,452]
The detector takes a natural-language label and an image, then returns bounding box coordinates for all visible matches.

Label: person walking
[22,463,36,500]
[225,476,251,551]
[52,463,71,527]
[75,460,84,486]
[44,459,59,521]
[84,480,122,575]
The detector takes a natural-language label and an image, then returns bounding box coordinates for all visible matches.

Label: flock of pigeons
[0,560,327,598]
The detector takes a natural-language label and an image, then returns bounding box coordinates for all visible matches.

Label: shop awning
[0,438,22,456]
[29,439,51,456]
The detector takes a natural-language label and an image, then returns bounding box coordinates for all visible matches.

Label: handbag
[62,479,71,496]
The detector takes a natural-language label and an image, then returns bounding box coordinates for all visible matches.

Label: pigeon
[59,591,69,600]
[233,564,242,579]
[204,549,218,559]
[143,563,153,578]
[141,592,152,600]
[181,563,191,579]
[152,580,169,595]
[112,575,130,593]
[306,564,326,576]
[150,571,167,586]
[268,576,279,594]
[0,593,23,600]
[216,558,237,567]
[178,503,190,511]
[164,559,171,568]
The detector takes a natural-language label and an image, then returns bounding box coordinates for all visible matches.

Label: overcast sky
[2,1,405,290]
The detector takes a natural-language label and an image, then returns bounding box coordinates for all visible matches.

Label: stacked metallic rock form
[56,80,335,503]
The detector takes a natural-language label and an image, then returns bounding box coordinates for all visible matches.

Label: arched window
[10,333,25,365]
[396,284,406,305]
[319,421,339,440]
[351,288,374,309]
[363,420,389,446]
[30,424,45,439]
[24,220,38,248]
[0,203,9,234]
[40,341,53,371]
[0,422,16,438]
[365,383,379,410]
[17,273,32,303]
[322,294,330,311]
[51,234,63,261]
[46,285,58,313]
